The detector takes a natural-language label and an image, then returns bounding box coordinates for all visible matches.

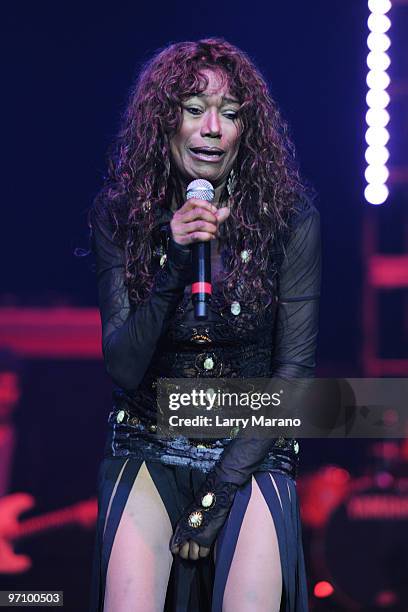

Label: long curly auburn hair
[91,37,311,308]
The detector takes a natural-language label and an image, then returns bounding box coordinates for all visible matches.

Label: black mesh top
[90,197,321,482]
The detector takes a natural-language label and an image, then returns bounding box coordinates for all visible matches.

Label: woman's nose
[200,110,222,137]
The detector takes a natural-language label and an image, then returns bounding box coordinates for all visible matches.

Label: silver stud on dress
[203,357,214,370]
[240,249,251,263]
[230,301,241,315]
[160,254,167,268]
[294,440,299,454]
[201,492,216,509]
[116,410,125,424]
[188,510,203,528]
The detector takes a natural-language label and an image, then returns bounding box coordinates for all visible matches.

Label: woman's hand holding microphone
[170,198,230,247]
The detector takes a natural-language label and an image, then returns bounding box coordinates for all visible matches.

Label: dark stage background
[2,0,368,365]
[1,2,407,611]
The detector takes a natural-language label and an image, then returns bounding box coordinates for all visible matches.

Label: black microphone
[186,179,215,320]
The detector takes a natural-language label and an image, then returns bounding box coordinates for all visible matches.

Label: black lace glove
[170,470,239,551]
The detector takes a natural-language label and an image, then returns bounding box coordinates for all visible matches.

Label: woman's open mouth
[189,147,225,163]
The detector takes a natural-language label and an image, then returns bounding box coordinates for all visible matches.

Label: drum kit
[297,440,408,611]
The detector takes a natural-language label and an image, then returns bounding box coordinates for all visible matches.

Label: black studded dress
[89,197,321,612]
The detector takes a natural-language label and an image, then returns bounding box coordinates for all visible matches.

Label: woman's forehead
[187,92,239,105]
[186,68,239,102]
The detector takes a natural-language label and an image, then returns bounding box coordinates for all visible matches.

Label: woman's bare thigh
[103,461,174,612]
[217,474,283,612]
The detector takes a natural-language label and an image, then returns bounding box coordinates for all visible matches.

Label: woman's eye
[185,107,238,120]
[186,107,202,115]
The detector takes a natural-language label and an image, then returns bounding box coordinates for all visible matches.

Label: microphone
[186,179,215,320]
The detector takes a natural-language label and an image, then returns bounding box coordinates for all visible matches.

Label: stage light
[364,183,389,205]
[364,165,389,183]
[365,127,390,146]
[367,51,391,71]
[365,146,389,165]
[367,32,391,52]
[314,581,334,598]
[368,0,391,14]
[365,0,391,205]
[365,108,390,127]
[366,70,390,90]
[366,89,390,109]
[367,13,391,33]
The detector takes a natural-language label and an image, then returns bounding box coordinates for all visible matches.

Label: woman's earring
[227,168,237,197]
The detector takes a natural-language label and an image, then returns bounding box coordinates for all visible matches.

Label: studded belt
[152,343,273,378]
[107,407,300,479]
[108,408,222,449]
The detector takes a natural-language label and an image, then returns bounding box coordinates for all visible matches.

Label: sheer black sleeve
[211,202,321,485]
[90,209,192,391]
[272,202,321,379]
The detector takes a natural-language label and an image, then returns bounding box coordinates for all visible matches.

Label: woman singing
[89,38,320,612]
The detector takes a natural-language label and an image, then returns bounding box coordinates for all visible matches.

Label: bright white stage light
[366,70,391,89]
[367,33,391,52]
[364,183,389,205]
[365,0,391,205]
[366,108,390,127]
[365,146,389,165]
[366,89,390,108]
[364,165,389,183]
[368,0,391,14]
[367,14,391,33]
[365,127,390,146]
[367,51,391,71]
